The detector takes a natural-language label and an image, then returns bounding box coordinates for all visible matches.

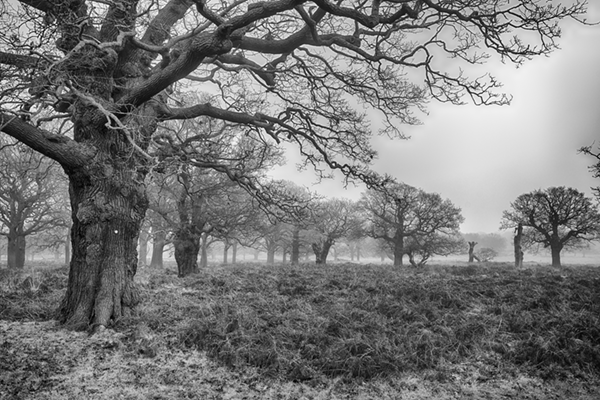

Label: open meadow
[1,261,600,399]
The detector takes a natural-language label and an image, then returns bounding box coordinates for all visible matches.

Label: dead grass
[135,262,600,382]
[1,261,600,399]
[0,265,67,321]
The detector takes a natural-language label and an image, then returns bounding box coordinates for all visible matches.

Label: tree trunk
[393,234,404,267]
[232,241,237,265]
[312,239,333,265]
[138,226,149,268]
[408,252,418,268]
[514,223,523,268]
[7,232,26,269]
[174,227,201,277]
[468,241,479,263]
[291,227,300,265]
[550,241,562,267]
[266,246,276,264]
[59,161,147,329]
[149,229,166,269]
[200,233,209,268]
[356,244,361,262]
[393,213,405,267]
[223,241,229,264]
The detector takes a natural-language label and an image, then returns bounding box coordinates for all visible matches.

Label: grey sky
[270,2,600,233]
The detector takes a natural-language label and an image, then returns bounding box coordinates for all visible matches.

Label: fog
[270,3,600,234]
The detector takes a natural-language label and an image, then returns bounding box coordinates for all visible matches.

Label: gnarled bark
[59,143,148,329]
[174,226,201,277]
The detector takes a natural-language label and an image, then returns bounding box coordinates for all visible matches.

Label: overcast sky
[270,3,600,234]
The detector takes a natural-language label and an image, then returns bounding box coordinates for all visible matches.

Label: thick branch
[239,32,354,54]
[0,113,94,169]
[226,0,305,32]
[159,102,262,125]
[118,32,233,111]
[17,0,53,13]
[236,8,328,53]
[0,52,44,69]
[140,0,194,50]
[311,0,419,27]
[213,53,275,86]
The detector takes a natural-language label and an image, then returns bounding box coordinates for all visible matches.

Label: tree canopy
[501,186,600,267]
[360,181,464,266]
[0,0,588,182]
[308,197,362,264]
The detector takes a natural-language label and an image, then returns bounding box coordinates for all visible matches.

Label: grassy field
[1,261,600,399]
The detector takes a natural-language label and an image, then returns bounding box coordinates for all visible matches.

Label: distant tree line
[2,140,600,271]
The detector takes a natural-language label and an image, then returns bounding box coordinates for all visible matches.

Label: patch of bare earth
[1,319,598,400]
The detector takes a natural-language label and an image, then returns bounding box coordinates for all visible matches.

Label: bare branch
[0,112,93,169]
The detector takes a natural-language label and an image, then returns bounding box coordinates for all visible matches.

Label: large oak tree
[360,181,463,266]
[0,0,588,329]
[307,197,362,264]
[501,186,600,267]
[147,114,279,276]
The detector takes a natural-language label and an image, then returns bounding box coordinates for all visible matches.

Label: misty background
[270,2,600,240]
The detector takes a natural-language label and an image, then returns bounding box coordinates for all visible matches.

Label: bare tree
[404,233,464,267]
[0,0,588,328]
[501,187,600,267]
[146,209,171,269]
[361,182,464,266]
[264,180,313,265]
[144,113,280,275]
[0,139,68,268]
[208,187,261,265]
[580,144,600,201]
[248,212,297,264]
[237,180,314,264]
[307,198,362,264]
[149,166,226,276]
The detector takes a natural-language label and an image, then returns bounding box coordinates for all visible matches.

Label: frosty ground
[1,261,599,399]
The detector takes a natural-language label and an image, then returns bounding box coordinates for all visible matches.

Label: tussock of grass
[0,266,67,321]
